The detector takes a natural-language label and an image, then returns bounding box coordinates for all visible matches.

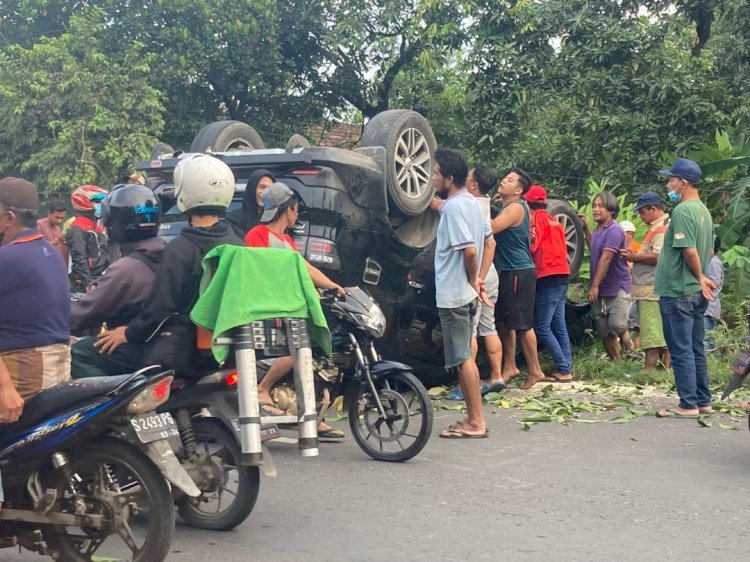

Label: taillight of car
[305,236,341,269]
[126,376,174,414]
[224,371,239,387]
[292,168,321,175]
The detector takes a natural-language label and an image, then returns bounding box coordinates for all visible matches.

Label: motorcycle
[262,287,434,462]
[0,366,199,562]
[157,370,271,531]
[152,287,433,535]
[720,338,750,431]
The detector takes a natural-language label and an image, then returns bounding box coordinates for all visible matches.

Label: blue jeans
[534,281,572,374]
[703,316,718,352]
[659,293,710,410]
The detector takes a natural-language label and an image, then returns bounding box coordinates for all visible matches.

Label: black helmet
[101,183,161,243]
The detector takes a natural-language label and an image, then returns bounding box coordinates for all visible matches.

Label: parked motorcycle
[262,287,434,462]
[0,367,199,562]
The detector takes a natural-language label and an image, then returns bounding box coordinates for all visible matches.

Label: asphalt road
[7,396,750,561]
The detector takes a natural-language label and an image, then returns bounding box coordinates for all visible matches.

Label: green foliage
[0,10,164,194]
[465,0,750,202]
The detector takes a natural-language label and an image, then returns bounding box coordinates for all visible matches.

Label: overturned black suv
[137,110,586,380]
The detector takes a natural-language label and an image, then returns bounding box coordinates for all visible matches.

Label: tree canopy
[1,0,748,200]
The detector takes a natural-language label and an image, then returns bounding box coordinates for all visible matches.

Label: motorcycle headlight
[357,304,386,338]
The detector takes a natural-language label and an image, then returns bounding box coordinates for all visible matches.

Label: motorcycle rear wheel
[45,438,174,562]
[349,371,433,462]
[177,418,260,531]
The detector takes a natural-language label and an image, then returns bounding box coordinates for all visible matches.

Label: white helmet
[173,154,235,213]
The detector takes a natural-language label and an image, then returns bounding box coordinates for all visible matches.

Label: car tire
[547,199,585,278]
[285,134,311,150]
[150,142,174,161]
[360,110,437,217]
[190,120,265,153]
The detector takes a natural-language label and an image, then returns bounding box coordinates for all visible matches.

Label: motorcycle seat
[9,374,135,433]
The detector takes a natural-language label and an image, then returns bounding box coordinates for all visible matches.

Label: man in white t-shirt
[465,166,504,394]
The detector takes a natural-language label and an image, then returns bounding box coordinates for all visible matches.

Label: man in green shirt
[654,158,716,418]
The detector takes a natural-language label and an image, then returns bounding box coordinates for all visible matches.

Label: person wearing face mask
[654,158,716,419]
[66,185,109,293]
[227,169,275,239]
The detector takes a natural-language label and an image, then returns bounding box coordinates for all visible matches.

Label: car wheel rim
[556,213,579,266]
[225,137,255,152]
[394,128,431,200]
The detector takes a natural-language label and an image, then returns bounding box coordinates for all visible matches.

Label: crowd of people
[432,152,721,438]
[0,151,726,450]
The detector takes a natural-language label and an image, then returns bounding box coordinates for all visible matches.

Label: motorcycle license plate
[231,419,280,442]
[130,412,180,443]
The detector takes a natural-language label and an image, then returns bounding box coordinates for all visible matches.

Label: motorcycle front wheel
[45,438,175,562]
[177,418,260,531]
[349,371,433,462]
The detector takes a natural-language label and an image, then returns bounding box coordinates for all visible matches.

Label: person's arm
[304,260,345,296]
[0,356,24,424]
[490,203,523,234]
[623,250,658,265]
[429,197,444,212]
[97,243,189,352]
[462,245,480,294]
[70,259,139,331]
[479,235,495,281]
[682,247,716,300]
[579,216,592,249]
[588,251,615,303]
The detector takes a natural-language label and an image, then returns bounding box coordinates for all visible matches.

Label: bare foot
[544,372,573,383]
[502,371,521,384]
[521,372,547,390]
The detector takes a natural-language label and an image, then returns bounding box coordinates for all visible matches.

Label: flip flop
[543,373,574,383]
[260,401,287,416]
[698,406,714,415]
[439,428,489,439]
[447,383,489,401]
[656,408,700,419]
[482,381,506,395]
[318,427,345,442]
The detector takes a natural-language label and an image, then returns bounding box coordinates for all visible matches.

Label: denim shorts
[438,301,478,369]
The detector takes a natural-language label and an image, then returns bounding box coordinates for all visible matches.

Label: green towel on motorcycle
[190,245,331,363]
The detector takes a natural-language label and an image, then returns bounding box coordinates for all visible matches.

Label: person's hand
[620,248,634,262]
[699,275,718,301]
[578,214,590,232]
[95,326,129,354]
[0,384,24,424]
[335,284,346,297]
[429,197,444,212]
[473,280,493,307]
[588,285,599,303]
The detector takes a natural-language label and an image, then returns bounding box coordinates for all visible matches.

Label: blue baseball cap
[634,191,663,211]
[658,157,702,184]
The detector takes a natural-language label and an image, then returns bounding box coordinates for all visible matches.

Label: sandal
[260,401,286,416]
[318,427,345,441]
[439,427,489,439]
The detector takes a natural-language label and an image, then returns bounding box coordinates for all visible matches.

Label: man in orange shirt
[36,198,67,256]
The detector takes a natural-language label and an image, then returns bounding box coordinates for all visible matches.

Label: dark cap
[0,177,39,210]
[634,191,663,211]
[260,182,300,223]
[658,157,702,184]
